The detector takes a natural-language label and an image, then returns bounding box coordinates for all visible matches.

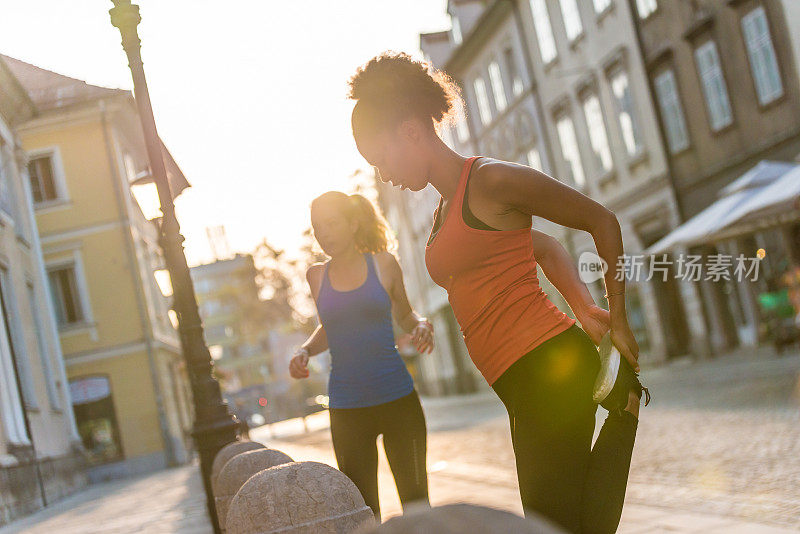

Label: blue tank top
[316,253,414,409]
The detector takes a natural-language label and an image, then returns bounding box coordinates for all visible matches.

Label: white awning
[724,165,800,225]
[645,161,799,255]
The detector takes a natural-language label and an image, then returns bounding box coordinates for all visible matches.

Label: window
[1,146,30,240]
[654,70,690,153]
[28,155,58,203]
[455,107,471,143]
[28,284,61,410]
[610,69,643,156]
[694,41,733,131]
[47,265,86,325]
[451,15,463,45]
[504,48,524,96]
[0,270,37,408]
[530,0,557,64]
[488,61,508,112]
[440,125,455,148]
[636,0,657,19]
[0,145,15,219]
[526,147,542,170]
[194,278,216,294]
[69,375,124,465]
[556,115,586,188]
[593,0,611,13]
[560,0,583,41]
[741,6,783,105]
[582,94,613,172]
[209,345,223,360]
[205,324,234,340]
[473,77,493,126]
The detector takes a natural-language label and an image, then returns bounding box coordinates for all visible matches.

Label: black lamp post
[109,2,238,532]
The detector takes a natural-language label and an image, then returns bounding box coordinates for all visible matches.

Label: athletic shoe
[592,331,650,412]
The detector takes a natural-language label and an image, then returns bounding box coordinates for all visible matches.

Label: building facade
[633,0,800,352]
[515,0,712,362]
[414,0,711,364]
[192,255,272,392]
[192,253,328,423]
[0,56,85,525]
[5,56,194,481]
[192,254,282,422]
[434,0,583,315]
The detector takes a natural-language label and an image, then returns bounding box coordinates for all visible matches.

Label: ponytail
[311,191,397,255]
[348,194,396,254]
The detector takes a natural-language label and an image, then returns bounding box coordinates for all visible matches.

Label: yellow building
[4,55,194,481]
[0,56,86,525]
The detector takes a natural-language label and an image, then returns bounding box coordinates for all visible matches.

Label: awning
[725,165,800,223]
[708,165,800,241]
[645,161,799,255]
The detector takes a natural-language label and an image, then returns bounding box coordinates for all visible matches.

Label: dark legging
[492,325,638,534]
[329,390,429,519]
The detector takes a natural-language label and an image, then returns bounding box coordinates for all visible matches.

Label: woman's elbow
[589,207,619,235]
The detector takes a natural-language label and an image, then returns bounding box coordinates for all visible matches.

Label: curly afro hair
[349,51,463,135]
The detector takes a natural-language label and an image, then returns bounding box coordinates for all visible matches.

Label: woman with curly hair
[347,52,649,533]
[290,189,610,524]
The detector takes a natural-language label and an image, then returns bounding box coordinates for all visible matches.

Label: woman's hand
[411,319,434,354]
[576,304,611,345]
[578,305,640,372]
[610,317,640,372]
[289,348,310,379]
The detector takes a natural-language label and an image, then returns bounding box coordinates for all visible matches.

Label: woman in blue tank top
[289,191,434,520]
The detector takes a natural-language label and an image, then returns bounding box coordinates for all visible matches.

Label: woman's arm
[289,265,330,379]
[376,252,434,354]
[300,324,328,356]
[532,229,594,316]
[480,161,639,370]
[532,230,610,344]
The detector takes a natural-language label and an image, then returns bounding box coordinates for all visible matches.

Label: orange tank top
[424,157,576,385]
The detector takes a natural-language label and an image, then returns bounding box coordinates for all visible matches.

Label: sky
[0,0,452,266]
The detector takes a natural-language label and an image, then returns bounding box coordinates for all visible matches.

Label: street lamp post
[109,2,239,532]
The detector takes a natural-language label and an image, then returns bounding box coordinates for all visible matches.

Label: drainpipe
[625,0,687,223]
[100,100,176,467]
[510,0,556,176]
[510,0,577,257]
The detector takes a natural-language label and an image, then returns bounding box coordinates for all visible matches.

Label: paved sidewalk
[2,349,798,533]
[260,425,799,534]
[1,458,793,534]
[0,465,211,534]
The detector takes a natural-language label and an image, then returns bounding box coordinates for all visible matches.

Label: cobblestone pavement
[0,464,211,534]
[2,348,798,533]
[256,348,800,532]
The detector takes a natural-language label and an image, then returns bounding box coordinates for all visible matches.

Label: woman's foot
[593,332,650,414]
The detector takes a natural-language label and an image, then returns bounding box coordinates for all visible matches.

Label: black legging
[492,324,638,534]
[329,390,429,519]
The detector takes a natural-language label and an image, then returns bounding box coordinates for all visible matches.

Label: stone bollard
[211,440,266,495]
[226,461,375,534]
[354,503,565,533]
[215,449,294,532]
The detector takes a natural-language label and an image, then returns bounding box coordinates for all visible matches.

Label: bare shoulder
[373,250,402,277]
[305,262,326,281]
[305,262,326,296]
[472,158,542,193]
